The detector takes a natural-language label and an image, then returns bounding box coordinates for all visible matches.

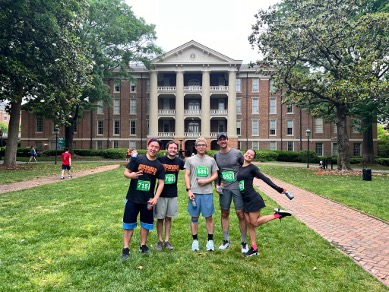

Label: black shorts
[243,193,266,213]
[122,199,154,230]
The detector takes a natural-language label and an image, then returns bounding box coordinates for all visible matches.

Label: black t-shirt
[236,164,283,201]
[126,154,165,204]
[157,155,185,198]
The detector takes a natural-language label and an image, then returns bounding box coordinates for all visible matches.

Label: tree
[28,0,162,153]
[0,0,91,167]
[249,0,389,170]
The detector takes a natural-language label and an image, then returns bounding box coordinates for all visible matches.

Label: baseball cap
[217,132,228,140]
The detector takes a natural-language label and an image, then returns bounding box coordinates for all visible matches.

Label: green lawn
[0,167,386,291]
[259,163,389,222]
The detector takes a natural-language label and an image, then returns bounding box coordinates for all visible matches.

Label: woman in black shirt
[236,149,292,257]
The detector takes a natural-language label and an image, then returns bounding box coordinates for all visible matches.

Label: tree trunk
[65,104,78,154]
[336,106,352,170]
[4,98,22,167]
[362,123,375,164]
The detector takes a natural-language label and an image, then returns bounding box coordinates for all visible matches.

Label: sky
[125,0,279,63]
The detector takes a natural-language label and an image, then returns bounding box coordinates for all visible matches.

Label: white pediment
[152,40,240,65]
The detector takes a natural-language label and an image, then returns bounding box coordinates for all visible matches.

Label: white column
[227,70,237,137]
[175,70,184,137]
[201,70,210,138]
[149,71,158,137]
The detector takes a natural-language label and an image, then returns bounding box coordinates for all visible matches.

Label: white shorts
[154,197,178,219]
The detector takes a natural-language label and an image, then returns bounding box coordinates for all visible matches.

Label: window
[188,101,200,111]
[236,98,241,114]
[315,118,323,133]
[315,143,323,156]
[97,120,103,135]
[269,141,277,150]
[269,120,276,135]
[236,79,241,92]
[252,98,259,114]
[332,143,338,156]
[113,141,119,148]
[130,99,137,114]
[287,120,293,135]
[252,141,259,150]
[188,122,199,133]
[97,140,103,150]
[269,98,276,114]
[130,120,136,135]
[114,80,121,92]
[114,99,120,115]
[97,101,103,114]
[36,117,43,132]
[252,120,259,136]
[129,141,136,149]
[114,120,120,135]
[252,79,259,92]
[163,120,170,132]
[353,143,361,156]
[163,99,170,110]
[237,120,241,136]
[287,141,294,151]
[130,80,137,92]
[333,124,337,134]
[286,105,293,113]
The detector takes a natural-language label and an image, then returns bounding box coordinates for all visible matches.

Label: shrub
[274,150,299,162]
[298,150,320,163]
[376,158,389,166]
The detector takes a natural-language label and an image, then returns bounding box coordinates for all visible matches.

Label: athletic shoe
[164,241,174,250]
[139,245,151,254]
[244,247,258,257]
[241,242,249,253]
[219,240,230,250]
[274,208,292,219]
[121,247,130,260]
[192,240,199,251]
[206,240,215,251]
[60,176,64,180]
[155,241,163,251]
[68,175,72,179]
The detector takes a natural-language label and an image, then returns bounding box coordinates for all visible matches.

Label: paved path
[254,176,389,287]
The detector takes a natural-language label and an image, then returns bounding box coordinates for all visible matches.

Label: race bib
[136,180,151,191]
[222,171,235,182]
[196,166,209,177]
[165,174,176,184]
[239,180,245,191]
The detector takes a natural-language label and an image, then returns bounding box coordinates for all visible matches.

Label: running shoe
[121,247,130,260]
[164,241,174,250]
[244,247,258,257]
[139,245,151,254]
[274,208,292,219]
[206,240,215,251]
[192,240,199,251]
[219,240,230,250]
[241,242,249,253]
[155,241,163,251]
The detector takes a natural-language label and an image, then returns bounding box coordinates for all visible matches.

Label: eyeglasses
[196,144,207,147]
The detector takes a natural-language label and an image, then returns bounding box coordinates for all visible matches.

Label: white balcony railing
[210,86,228,92]
[157,86,176,92]
[158,132,175,137]
[210,109,228,115]
[158,109,176,115]
[184,110,201,116]
[184,86,202,92]
[184,132,201,137]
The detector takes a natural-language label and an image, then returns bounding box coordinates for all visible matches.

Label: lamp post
[54,125,59,164]
[0,129,3,161]
[179,139,184,159]
[306,128,311,168]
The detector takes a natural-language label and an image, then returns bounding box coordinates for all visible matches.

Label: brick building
[21,40,374,156]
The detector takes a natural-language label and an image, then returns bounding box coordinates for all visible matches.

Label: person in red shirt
[60,148,72,179]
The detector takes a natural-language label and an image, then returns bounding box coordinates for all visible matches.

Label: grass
[0,161,120,184]
[259,163,389,222]
[0,167,387,291]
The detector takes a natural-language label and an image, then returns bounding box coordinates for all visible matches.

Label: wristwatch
[186,187,191,192]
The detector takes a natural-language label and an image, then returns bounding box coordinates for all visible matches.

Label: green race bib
[136,180,151,191]
[222,171,235,182]
[239,180,245,191]
[165,174,176,184]
[196,166,209,177]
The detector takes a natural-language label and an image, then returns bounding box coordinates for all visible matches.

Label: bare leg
[123,229,134,249]
[191,217,199,235]
[220,208,230,235]
[205,216,214,235]
[236,209,247,240]
[164,217,172,242]
[157,219,164,242]
[140,227,149,246]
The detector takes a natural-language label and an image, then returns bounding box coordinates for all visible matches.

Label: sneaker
[192,240,199,251]
[60,176,64,180]
[121,247,130,260]
[68,175,72,179]
[219,240,230,250]
[274,208,292,219]
[244,247,258,257]
[206,240,215,251]
[139,244,150,254]
[155,241,163,251]
[164,241,174,250]
[241,242,249,253]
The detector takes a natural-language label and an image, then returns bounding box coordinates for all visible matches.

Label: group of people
[121,133,292,259]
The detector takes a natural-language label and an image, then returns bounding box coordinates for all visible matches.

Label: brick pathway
[254,176,389,287]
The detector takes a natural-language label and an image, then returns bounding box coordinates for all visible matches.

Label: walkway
[254,176,389,287]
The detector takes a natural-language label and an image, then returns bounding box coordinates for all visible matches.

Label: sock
[208,234,213,241]
[274,213,281,219]
[252,244,257,251]
[241,233,247,243]
[192,234,198,240]
[223,232,229,241]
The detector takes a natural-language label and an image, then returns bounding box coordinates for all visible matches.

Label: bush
[376,158,389,166]
[349,157,362,164]
[298,150,320,163]
[274,150,299,162]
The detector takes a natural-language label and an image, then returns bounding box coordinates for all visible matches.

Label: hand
[188,191,194,200]
[197,178,207,186]
[133,171,143,179]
